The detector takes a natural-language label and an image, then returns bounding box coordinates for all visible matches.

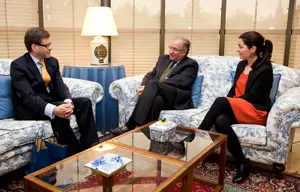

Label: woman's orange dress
[226,72,268,125]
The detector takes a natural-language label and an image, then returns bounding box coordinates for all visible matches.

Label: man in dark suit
[111,37,199,135]
[10,27,99,155]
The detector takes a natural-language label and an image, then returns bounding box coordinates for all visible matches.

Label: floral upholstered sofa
[109,56,300,170]
[0,59,104,176]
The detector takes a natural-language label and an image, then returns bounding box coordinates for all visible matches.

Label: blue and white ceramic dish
[85,153,132,177]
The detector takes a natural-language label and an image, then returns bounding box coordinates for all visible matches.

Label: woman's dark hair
[239,31,273,64]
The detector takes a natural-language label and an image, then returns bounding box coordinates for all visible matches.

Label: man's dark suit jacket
[227,57,273,112]
[141,55,199,110]
[10,53,71,120]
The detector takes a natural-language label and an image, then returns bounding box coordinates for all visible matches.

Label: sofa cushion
[161,107,210,128]
[191,75,204,108]
[188,108,267,146]
[0,145,32,162]
[0,76,14,120]
[231,72,281,105]
[231,124,267,146]
[0,119,53,147]
[0,130,14,155]
[190,56,241,109]
[0,116,78,149]
[0,151,31,176]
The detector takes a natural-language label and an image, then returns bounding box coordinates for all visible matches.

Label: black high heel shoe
[232,161,252,183]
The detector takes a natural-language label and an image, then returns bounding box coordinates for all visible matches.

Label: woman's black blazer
[227,57,273,112]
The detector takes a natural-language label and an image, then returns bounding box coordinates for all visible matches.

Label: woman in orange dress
[198,31,274,183]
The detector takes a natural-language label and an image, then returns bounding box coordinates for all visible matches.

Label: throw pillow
[230,71,281,106]
[0,76,14,119]
[191,75,204,108]
[270,74,281,106]
[231,71,236,84]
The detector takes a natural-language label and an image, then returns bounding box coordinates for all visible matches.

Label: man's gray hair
[172,36,191,55]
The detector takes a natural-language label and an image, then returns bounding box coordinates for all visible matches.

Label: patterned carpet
[1,159,300,192]
[194,160,300,192]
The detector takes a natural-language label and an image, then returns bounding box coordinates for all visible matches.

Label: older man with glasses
[110,36,199,135]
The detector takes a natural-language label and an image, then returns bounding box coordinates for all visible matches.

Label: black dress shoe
[232,161,252,183]
[183,132,195,142]
[110,126,129,136]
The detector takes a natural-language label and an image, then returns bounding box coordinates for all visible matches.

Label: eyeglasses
[168,46,185,53]
[35,42,52,49]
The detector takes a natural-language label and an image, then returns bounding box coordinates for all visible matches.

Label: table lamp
[81,6,118,65]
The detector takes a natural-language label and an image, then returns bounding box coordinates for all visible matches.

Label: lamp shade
[81,6,118,36]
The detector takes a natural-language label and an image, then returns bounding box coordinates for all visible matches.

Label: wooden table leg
[103,176,113,192]
[24,179,29,192]
[218,139,227,187]
[157,159,162,187]
[182,171,193,191]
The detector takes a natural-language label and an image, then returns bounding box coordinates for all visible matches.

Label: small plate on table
[85,153,132,177]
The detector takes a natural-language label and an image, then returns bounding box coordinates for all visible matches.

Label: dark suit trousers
[51,97,99,155]
[26,97,98,156]
[198,97,246,166]
[130,80,177,126]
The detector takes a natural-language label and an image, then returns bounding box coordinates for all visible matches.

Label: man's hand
[53,103,74,119]
[136,86,145,95]
[64,102,74,119]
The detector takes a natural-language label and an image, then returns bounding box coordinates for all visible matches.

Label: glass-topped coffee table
[24,122,227,192]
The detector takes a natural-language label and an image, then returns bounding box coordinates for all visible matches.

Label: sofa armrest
[266,86,300,162]
[63,77,104,114]
[0,59,12,75]
[109,75,144,100]
[109,75,144,126]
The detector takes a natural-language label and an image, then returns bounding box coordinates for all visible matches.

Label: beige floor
[285,128,300,176]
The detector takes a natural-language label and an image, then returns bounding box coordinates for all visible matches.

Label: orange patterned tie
[38,60,51,86]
